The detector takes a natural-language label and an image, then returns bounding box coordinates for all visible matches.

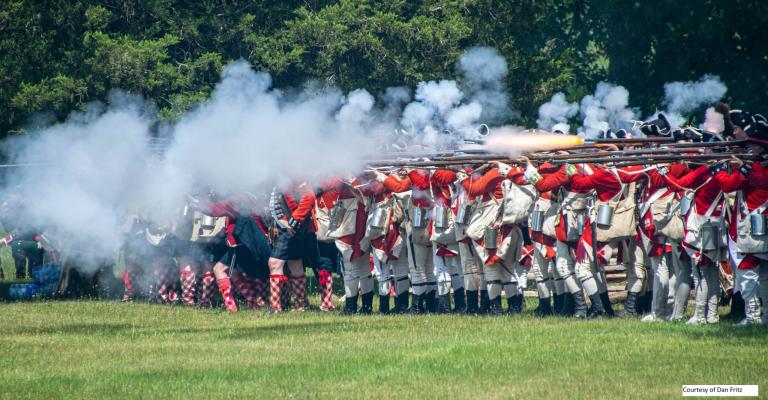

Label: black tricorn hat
[729,110,754,130]
[640,113,671,137]
[747,119,768,146]
[598,129,627,139]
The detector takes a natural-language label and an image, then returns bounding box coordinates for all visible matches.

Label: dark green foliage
[0,0,766,135]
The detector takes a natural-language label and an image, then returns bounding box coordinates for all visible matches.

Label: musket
[591,137,675,144]
[532,147,706,161]
[367,157,525,169]
[662,140,747,149]
[549,153,762,165]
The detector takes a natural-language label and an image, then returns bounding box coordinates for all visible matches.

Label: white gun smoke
[662,75,727,128]
[0,46,732,272]
[537,92,578,133]
[0,48,514,269]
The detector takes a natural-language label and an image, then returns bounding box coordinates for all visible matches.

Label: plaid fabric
[119,271,133,302]
[180,267,197,306]
[252,278,268,308]
[198,272,215,308]
[232,273,266,309]
[320,272,335,311]
[217,277,238,312]
[288,275,307,311]
[269,274,287,312]
[271,230,306,261]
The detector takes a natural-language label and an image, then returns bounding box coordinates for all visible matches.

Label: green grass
[0,301,766,399]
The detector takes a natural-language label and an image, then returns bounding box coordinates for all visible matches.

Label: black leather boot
[535,297,553,317]
[453,288,466,313]
[464,290,479,314]
[618,292,639,318]
[553,293,563,315]
[561,293,574,316]
[410,293,423,315]
[601,291,615,318]
[341,294,358,315]
[394,291,410,314]
[507,295,523,315]
[572,292,587,318]
[359,292,373,314]
[425,290,438,313]
[378,294,390,315]
[588,294,607,319]
[437,294,452,314]
[479,290,490,314]
[488,297,503,316]
[725,292,746,321]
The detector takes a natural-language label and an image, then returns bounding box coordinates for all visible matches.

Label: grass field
[1,300,767,400]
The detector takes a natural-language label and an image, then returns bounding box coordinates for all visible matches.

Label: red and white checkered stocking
[269,274,287,312]
[198,272,215,308]
[217,277,238,312]
[180,266,197,306]
[119,271,133,302]
[232,273,263,310]
[289,275,307,311]
[157,284,170,304]
[318,269,334,311]
[251,277,268,309]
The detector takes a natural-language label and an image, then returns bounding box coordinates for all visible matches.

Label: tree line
[1,0,766,136]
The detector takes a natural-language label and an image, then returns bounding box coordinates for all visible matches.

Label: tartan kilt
[270,229,306,261]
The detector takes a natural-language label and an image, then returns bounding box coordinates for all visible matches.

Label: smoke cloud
[457,47,516,124]
[661,75,727,128]
[0,44,733,273]
[537,92,578,132]
[578,82,638,138]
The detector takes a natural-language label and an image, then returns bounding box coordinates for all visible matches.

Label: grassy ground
[1,300,766,400]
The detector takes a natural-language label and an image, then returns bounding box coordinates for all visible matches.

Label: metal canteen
[530,210,544,232]
[563,213,576,241]
[200,214,216,230]
[329,202,345,232]
[484,227,498,249]
[433,206,449,229]
[455,202,470,225]
[576,213,585,235]
[750,213,766,236]
[370,206,387,229]
[700,221,719,251]
[679,193,693,216]
[596,204,614,227]
[412,207,428,229]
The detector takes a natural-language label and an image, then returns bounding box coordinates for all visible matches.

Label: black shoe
[572,292,588,318]
[410,293,424,315]
[425,290,438,313]
[725,292,746,321]
[534,297,553,317]
[507,295,523,315]
[359,292,373,314]
[618,292,639,318]
[341,295,358,315]
[601,291,615,318]
[488,297,503,316]
[553,294,563,315]
[394,292,410,313]
[588,294,607,319]
[479,290,490,315]
[437,294,452,314]
[453,288,466,313]
[378,294,390,315]
[464,290,479,314]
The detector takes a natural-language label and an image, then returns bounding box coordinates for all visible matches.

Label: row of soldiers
[117,107,768,325]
